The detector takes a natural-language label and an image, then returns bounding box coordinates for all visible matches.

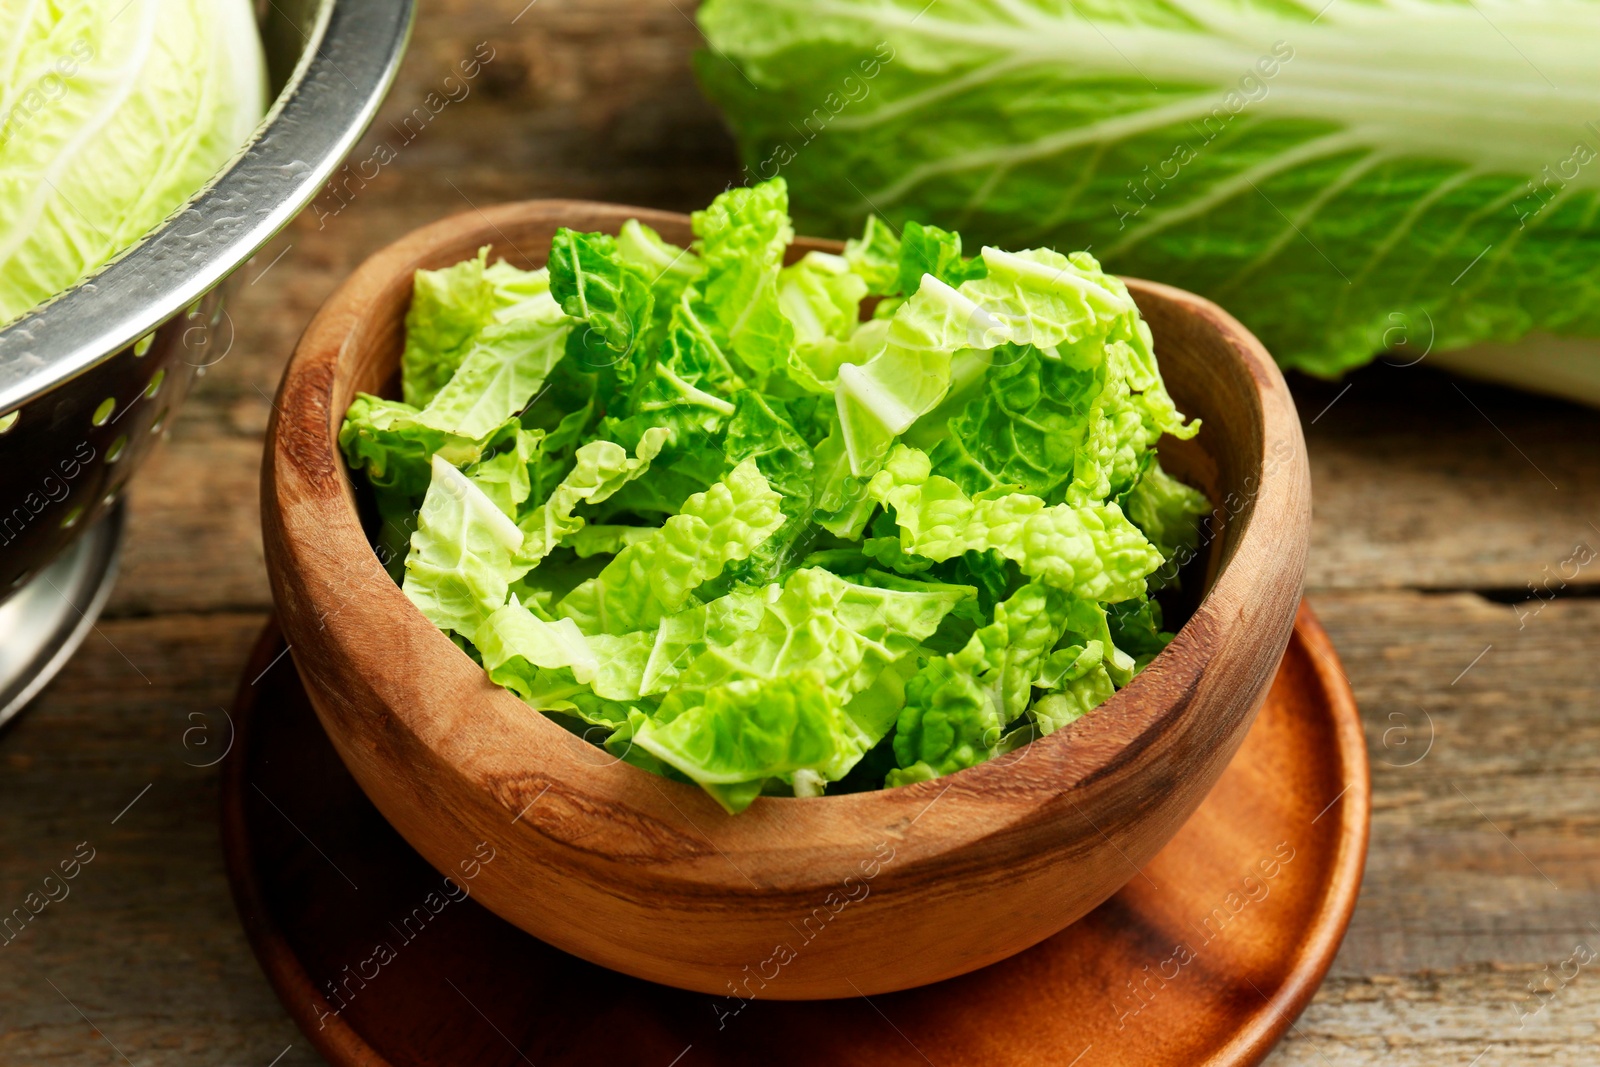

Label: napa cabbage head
[698,0,1600,389]
[0,0,267,324]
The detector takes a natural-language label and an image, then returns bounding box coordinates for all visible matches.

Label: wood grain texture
[222,604,1367,1067]
[260,201,1311,997]
[0,0,1595,1061]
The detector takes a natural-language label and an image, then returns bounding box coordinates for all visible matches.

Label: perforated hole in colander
[92,398,116,426]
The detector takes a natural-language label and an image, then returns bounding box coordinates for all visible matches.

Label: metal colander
[0,0,414,723]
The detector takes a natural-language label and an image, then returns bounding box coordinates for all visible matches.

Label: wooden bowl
[262,201,1311,1000]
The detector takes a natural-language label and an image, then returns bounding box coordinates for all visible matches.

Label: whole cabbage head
[0,0,267,325]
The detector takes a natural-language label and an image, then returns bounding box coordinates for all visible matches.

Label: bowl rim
[264,198,1311,883]
[0,0,415,415]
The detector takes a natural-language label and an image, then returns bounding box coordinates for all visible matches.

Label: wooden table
[3,2,1596,1062]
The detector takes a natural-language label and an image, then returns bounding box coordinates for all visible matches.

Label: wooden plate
[222,603,1367,1067]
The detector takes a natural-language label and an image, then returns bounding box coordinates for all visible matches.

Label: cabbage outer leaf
[698,0,1600,378]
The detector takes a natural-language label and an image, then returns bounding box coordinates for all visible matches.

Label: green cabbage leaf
[698,0,1600,386]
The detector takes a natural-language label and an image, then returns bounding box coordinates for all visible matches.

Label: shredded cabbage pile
[340,178,1210,812]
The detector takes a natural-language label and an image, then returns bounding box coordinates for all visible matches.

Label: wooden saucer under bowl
[222,602,1367,1067]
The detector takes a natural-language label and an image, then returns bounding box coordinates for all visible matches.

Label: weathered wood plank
[1310,592,1600,978]
[1266,971,1600,1066]
[0,613,313,1065]
[1298,364,1600,593]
